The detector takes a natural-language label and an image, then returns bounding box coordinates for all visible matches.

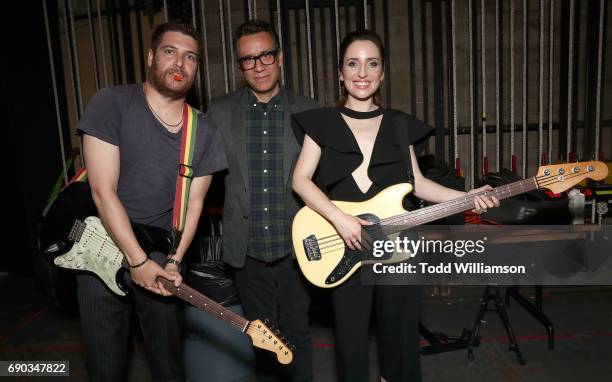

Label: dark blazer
[207,86,318,268]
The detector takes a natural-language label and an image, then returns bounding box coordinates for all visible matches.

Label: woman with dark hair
[292,30,498,381]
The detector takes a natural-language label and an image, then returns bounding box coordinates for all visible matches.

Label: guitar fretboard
[378,177,539,236]
[157,278,250,333]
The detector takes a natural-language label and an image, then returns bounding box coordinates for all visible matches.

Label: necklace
[143,84,184,130]
[339,105,384,119]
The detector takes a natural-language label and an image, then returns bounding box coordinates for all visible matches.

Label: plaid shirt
[244,91,290,262]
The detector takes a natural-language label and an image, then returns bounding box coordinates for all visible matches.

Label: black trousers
[76,252,184,382]
[331,273,421,382]
[234,255,312,382]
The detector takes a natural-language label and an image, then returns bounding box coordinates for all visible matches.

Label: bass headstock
[535,161,608,194]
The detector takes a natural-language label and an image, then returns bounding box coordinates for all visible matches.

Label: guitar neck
[381,177,539,234]
[157,278,250,333]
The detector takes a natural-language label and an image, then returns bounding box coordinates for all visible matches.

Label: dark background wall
[4,1,71,288]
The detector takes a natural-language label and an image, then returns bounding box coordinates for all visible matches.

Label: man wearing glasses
[207,19,317,381]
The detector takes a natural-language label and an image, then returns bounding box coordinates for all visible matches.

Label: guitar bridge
[68,220,86,243]
[303,235,321,261]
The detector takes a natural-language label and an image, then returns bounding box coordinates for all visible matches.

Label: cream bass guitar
[292,161,608,288]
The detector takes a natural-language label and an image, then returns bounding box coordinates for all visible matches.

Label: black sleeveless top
[292,107,433,203]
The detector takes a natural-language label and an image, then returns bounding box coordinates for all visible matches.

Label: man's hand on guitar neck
[130,260,180,296]
[164,261,183,291]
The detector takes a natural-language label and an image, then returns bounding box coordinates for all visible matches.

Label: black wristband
[165,258,182,271]
[130,257,148,269]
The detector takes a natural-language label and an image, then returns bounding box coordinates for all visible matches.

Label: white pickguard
[53,216,126,296]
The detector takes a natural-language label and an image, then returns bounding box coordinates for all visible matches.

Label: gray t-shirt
[78,84,227,231]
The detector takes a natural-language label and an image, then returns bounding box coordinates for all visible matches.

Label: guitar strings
[169,286,249,330]
[171,286,289,343]
[369,171,582,243]
[378,170,584,229]
[312,170,590,256]
[358,170,584,251]
[351,170,580,231]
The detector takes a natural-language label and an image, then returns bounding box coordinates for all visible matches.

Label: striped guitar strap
[170,104,199,254]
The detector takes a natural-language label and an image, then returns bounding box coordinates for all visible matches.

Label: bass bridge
[303,235,321,261]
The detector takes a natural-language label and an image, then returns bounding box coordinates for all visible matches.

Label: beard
[146,56,195,99]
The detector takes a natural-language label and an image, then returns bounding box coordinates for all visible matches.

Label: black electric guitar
[40,182,293,365]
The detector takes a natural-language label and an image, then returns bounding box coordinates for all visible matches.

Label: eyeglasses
[237,50,278,71]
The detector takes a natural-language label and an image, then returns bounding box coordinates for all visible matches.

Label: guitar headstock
[536,161,608,194]
[246,319,294,365]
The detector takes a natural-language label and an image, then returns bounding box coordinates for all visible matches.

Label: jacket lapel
[231,88,250,192]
